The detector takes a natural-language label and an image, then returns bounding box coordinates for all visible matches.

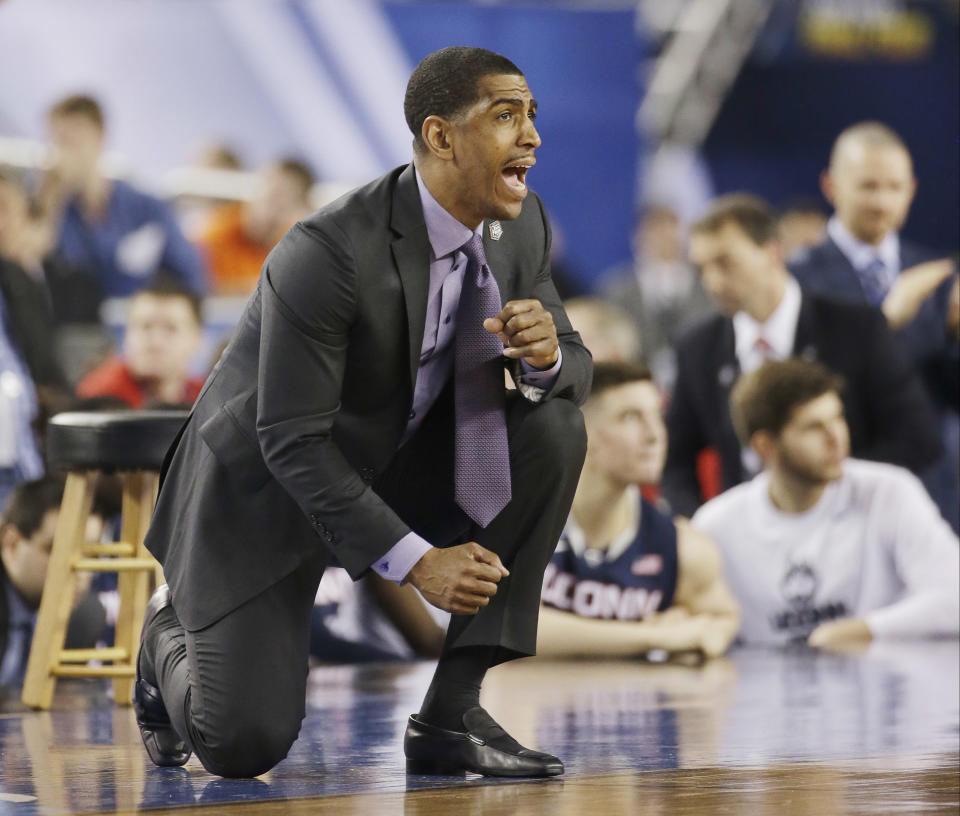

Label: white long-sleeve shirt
[692,459,959,645]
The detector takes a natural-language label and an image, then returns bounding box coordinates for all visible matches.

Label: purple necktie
[454,233,512,527]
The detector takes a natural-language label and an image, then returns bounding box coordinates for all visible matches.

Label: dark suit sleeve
[518,196,592,406]
[857,308,942,472]
[255,223,412,578]
[662,337,708,518]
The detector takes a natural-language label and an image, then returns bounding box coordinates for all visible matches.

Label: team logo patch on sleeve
[631,554,663,576]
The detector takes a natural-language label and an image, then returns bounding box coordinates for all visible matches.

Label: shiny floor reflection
[0,642,956,815]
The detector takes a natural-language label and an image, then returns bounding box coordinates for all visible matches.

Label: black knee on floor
[196,720,300,779]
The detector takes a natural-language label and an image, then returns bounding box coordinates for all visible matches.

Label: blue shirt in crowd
[56,179,206,297]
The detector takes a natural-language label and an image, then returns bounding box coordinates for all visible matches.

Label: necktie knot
[460,233,487,269]
[754,336,773,358]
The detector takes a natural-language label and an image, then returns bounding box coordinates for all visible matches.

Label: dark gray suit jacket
[145,164,591,630]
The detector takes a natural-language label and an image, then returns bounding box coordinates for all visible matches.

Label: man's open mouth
[502,159,534,194]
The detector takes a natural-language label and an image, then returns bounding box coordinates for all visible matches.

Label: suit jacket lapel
[390,164,431,390]
[481,221,513,304]
[714,318,739,402]
[792,294,819,360]
[823,236,870,299]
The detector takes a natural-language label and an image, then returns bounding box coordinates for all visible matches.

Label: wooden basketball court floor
[0,641,956,815]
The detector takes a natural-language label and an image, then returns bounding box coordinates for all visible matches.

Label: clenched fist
[406,542,510,615]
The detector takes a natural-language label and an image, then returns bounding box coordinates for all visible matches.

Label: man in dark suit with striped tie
[133,47,591,779]
[789,122,959,530]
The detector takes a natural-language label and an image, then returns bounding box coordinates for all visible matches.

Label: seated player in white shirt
[537,362,740,658]
[692,358,959,648]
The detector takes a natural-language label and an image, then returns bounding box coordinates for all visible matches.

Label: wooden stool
[22,410,188,710]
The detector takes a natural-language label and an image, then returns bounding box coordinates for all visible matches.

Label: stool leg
[113,472,155,705]
[22,472,96,709]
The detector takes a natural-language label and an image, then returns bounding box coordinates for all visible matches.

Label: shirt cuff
[371,532,433,584]
[517,348,562,402]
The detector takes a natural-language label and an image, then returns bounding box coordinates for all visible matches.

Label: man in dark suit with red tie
[662,194,939,518]
[134,47,591,779]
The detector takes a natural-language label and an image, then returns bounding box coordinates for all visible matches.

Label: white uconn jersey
[692,459,960,645]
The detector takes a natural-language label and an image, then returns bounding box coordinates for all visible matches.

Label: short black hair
[692,193,779,246]
[730,358,846,444]
[273,157,316,199]
[1,477,65,539]
[404,46,523,150]
[589,361,653,401]
[49,94,105,130]
[134,275,204,325]
[779,196,827,219]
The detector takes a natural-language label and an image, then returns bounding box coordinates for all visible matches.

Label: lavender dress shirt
[371,168,561,583]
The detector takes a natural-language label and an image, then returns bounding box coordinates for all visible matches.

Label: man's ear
[421,116,455,161]
[751,430,777,467]
[819,170,835,207]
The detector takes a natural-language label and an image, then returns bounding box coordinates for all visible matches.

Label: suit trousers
[150,387,586,777]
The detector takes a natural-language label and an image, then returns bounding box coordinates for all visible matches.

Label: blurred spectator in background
[36,95,206,301]
[693,359,959,649]
[663,194,940,518]
[777,197,828,262]
[563,296,642,364]
[193,143,243,173]
[1,169,113,393]
[790,121,959,531]
[0,171,54,280]
[1,477,106,688]
[76,277,204,408]
[197,157,315,296]
[537,363,739,659]
[601,205,714,391]
[0,174,74,502]
[171,141,246,249]
[0,173,67,391]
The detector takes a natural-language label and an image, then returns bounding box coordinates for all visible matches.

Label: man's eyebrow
[490,97,538,111]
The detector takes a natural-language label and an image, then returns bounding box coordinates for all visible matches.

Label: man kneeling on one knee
[134,46,591,779]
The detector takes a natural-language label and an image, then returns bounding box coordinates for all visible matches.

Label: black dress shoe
[404,706,564,777]
[133,585,191,767]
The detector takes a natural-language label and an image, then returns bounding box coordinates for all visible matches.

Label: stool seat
[47,410,189,472]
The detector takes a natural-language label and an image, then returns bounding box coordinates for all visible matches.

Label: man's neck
[1,564,39,613]
[745,271,788,323]
[830,215,891,251]
[767,468,828,514]
[414,157,482,230]
[571,472,634,550]
[137,373,188,405]
[77,173,111,220]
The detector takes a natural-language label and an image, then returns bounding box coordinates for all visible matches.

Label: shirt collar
[733,275,802,361]
[827,216,900,274]
[414,166,482,261]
